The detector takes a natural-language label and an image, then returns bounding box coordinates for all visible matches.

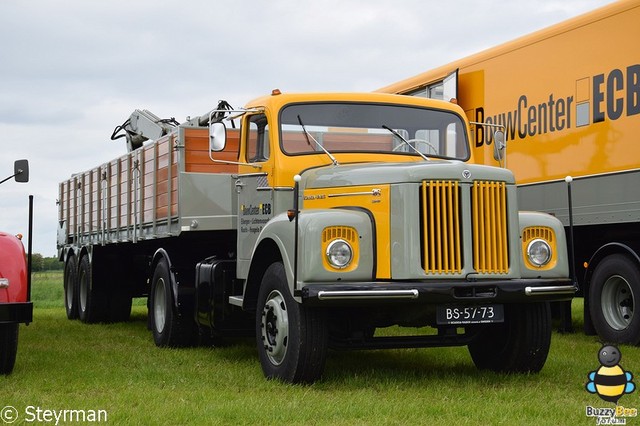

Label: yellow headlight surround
[322,226,359,272]
[522,226,557,270]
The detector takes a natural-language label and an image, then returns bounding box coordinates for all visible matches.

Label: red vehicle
[0,159,33,374]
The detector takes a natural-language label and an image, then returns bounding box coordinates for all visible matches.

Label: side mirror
[14,159,29,183]
[209,122,227,152]
[493,131,505,162]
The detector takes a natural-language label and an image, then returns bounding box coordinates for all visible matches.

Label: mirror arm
[207,150,262,169]
[0,173,19,185]
[208,122,262,169]
[0,159,29,185]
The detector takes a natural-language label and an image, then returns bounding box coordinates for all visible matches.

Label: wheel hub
[261,290,289,365]
[65,276,74,309]
[79,271,87,313]
[154,278,167,334]
[601,274,635,330]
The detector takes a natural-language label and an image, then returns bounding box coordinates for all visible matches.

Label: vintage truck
[58,92,575,383]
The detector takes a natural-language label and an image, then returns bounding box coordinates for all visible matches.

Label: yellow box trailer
[379,0,640,344]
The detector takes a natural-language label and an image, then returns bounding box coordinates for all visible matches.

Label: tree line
[30,254,63,271]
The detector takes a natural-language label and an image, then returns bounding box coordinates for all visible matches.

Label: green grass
[1,271,638,425]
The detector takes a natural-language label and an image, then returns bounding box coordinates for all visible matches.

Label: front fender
[253,209,375,295]
[518,211,570,279]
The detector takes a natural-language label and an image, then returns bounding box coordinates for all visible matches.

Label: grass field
[1,271,638,425]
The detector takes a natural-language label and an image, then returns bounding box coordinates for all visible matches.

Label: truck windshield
[279,103,469,161]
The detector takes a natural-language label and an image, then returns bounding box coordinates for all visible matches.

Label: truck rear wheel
[63,254,78,320]
[149,258,195,347]
[78,255,107,323]
[256,262,328,384]
[468,302,551,373]
[0,323,19,374]
[589,254,640,345]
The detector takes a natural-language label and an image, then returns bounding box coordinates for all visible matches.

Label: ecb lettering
[474,64,640,147]
[593,65,640,122]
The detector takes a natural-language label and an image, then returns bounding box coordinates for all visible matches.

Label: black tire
[63,254,79,320]
[468,302,551,373]
[256,262,328,384]
[78,255,107,323]
[0,323,19,374]
[589,254,640,345]
[149,258,195,347]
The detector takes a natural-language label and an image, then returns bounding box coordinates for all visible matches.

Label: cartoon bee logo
[586,345,635,403]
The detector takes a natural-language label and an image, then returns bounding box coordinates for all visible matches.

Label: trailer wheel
[0,323,19,374]
[589,254,640,345]
[256,262,327,384]
[78,255,107,323]
[149,258,194,347]
[63,254,79,320]
[468,302,551,373]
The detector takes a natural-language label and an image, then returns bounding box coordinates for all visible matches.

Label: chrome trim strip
[317,289,419,300]
[525,285,576,296]
[328,189,381,198]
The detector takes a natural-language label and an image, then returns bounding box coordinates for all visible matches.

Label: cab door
[236,113,274,279]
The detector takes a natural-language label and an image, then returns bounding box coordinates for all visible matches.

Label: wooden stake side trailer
[57,125,241,325]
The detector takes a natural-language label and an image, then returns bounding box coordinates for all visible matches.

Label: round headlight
[527,239,551,267]
[326,239,353,269]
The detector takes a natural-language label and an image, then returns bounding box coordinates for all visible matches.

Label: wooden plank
[184,127,239,173]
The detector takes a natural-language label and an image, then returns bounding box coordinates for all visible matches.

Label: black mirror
[14,159,29,183]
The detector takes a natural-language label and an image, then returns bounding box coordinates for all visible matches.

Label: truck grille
[472,181,509,274]
[420,180,509,275]
[420,180,462,274]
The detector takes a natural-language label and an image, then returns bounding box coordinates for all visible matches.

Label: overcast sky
[0,0,616,256]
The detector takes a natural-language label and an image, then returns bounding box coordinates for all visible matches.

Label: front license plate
[436,304,504,325]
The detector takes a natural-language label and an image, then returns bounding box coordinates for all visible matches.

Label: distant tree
[31,253,44,271]
[42,256,63,271]
[28,254,63,271]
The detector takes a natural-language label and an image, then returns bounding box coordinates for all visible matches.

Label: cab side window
[246,114,270,162]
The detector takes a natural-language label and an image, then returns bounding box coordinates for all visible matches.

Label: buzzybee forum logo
[585,345,637,424]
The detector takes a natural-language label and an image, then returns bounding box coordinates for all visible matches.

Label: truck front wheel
[256,262,328,384]
[468,302,551,373]
[589,254,639,345]
[149,258,195,347]
[0,323,19,374]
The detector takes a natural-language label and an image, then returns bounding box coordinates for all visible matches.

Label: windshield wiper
[382,125,429,161]
[297,115,339,166]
